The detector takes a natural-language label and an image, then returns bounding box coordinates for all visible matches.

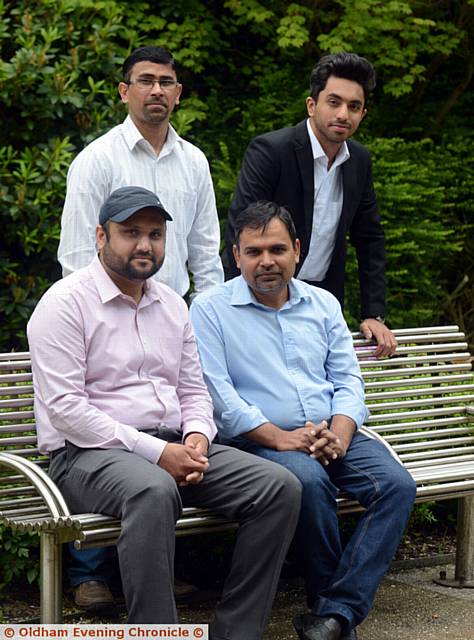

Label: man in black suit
[223,52,396,357]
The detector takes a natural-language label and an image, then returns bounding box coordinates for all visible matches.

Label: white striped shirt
[58,116,224,296]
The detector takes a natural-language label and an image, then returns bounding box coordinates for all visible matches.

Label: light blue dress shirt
[190,276,369,445]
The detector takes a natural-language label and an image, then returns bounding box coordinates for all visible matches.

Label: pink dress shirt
[27,256,217,463]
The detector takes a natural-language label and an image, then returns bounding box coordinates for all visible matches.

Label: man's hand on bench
[360,318,398,358]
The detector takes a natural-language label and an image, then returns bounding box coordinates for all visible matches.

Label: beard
[124,254,163,279]
[102,245,164,282]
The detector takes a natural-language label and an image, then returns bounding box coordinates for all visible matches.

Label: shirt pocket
[297,325,329,374]
[158,188,197,238]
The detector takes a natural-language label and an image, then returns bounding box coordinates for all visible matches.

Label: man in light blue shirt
[190,201,416,640]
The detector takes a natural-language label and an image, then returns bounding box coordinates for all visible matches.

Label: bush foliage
[0,524,38,589]
[1,0,472,350]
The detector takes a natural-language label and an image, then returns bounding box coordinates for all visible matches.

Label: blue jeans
[245,431,416,629]
[67,544,117,588]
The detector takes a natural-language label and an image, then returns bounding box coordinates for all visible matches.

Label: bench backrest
[1,325,473,517]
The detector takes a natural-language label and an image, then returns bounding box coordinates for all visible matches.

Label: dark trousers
[49,430,301,639]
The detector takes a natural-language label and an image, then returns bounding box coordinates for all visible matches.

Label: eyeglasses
[127,78,179,92]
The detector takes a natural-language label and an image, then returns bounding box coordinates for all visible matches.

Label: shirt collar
[230,276,256,306]
[306,118,350,168]
[287,278,312,305]
[121,115,181,154]
[89,255,162,305]
[230,275,310,309]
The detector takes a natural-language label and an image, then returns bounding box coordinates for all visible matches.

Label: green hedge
[1,0,472,350]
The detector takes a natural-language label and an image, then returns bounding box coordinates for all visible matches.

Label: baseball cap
[99,186,173,225]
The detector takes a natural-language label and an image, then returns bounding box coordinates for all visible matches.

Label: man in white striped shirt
[57,45,224,614]
[58,45,223,298]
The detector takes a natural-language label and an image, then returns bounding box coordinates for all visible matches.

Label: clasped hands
[159,432,209,486]
[276,420,345,466]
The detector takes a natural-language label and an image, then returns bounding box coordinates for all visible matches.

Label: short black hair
[234,201,297,249]
[309,52,376,105]
[122,46,179,82]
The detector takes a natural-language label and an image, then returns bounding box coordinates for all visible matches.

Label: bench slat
[0,424,38,434]
[0,352,30,361]
[394,436,474,452]
[366,384,474,400]
[384,426,473,443]
[400,446,474,462]
[1,505,54,518]
[370,416,469,432]
[365,374,474,390]
[0,373,33,383]
[367,406,469,423]
[0,410,35,421]
[404,454,474,469]
[356,342,469,358]
[0,496,45,508]
[0,360,32,371]
[359,352,471,369]
[362,363,473,379]
[0,398,33,409]
[367,394,474,412]
[0,486,37,497]
[413,480,474,498]
[0,385,33,397]
[0,436,38,446]
[352,325,460,339]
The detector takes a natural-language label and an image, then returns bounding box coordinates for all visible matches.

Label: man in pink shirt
[27,186,301,635]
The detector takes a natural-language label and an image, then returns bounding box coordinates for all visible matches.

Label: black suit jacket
[223,120,386,318]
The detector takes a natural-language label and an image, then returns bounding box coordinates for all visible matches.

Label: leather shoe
[73,580,118,616]
[293,613,343,640]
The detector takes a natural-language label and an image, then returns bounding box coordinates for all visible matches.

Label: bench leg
[455,494,474,585]
[434,495,474,588]
[40,531,63,622]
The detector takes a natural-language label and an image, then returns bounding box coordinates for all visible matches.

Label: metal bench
[1,325,473,621]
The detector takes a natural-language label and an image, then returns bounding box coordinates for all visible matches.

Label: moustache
[130,253,156,261]
[256,270,282,276]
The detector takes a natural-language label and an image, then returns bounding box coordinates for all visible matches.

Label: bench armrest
[359,426,404,466]
[0,452,70,521]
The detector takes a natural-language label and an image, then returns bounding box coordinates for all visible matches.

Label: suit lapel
[293,120,314,249]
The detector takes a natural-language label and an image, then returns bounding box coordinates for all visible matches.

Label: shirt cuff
[221,406,269,439]
[331,403,370,430]
[181,420,217,445]
[133,431,168,464]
